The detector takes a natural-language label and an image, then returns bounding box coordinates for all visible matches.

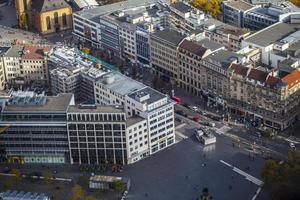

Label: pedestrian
[228,185,232,190]
[203,154,206,158]
[145,193,148,197]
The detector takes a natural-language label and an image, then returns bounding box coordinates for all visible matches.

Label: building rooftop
[247,68,269,82]
[282,69,300,89]
[203,50,240,69]
[170,2,192,14]
[22,46,51,60]
[128,86,166,105]
[4,45,23,57]
[224,0,254,11]
[31,0,71,12]
[179,39,209,58]
[126,116,146,127]
[97,73,145,96]
[244,22,300,46]
[196,38,224,51]
[152,29,186,46]
[3,93,74,113]
[0,190,50,200]
[230,63,250,76]
[0,46,10,56]
[75,0,158,23]
[67,104,124,113]
[72,0,98,9]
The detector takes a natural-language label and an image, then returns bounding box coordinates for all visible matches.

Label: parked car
[192,116,200,122]
[176,110,188,117]
[189,106,198,112]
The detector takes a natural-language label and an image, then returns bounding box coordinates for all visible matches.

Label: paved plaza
[105,133,269,200]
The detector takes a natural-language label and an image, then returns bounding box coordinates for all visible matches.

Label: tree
[190,0,222,18]
[43,171,53,184]
[71,184,85,200]
[261,150,300,200]
[112,180,126,193]
[85,196,96,200]
[289,0,300,7]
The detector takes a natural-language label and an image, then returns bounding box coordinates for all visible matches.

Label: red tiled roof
[282,69,300,89]
[21,46,51,60]
[248,68,268,82]
[265,76,281,87]
[179,39,208,58]
[230,63,249,76]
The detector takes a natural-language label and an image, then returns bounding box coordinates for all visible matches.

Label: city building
[15,0,73,34]
[178,39,223,95]
[0,91,74,164]
[228,64,300,130]
[67,104,128,164]
[222,0,300,30]
[72,0,159,48]
[150,29,186,81]
[205,24,251,52]
[94,72,176,157]
[200,50,240,108]
[0,90,168,165]
[0,46,10,90]
[169,1,206,32]
[1,45,51,88]
[242,17,300,67]
[222,0,255,27]
[49,45,108,103]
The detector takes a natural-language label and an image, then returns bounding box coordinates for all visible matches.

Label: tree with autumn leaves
[190,0,222,18]
[261,150,300,200]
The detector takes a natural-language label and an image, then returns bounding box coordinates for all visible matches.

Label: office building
[150,29,186,80]
[94,72,176,157]
[0,91,74,164]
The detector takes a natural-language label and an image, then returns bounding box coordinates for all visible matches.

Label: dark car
[176,110,188,117]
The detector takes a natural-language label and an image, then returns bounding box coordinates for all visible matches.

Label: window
[54,12,59,24]
[62,13,67,27]
[46,16,51,30]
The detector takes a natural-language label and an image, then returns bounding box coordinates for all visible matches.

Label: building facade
[15,0,73,34]
[0,92,74,164]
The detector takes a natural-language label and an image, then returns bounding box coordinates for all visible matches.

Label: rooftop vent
[135,91,150,102]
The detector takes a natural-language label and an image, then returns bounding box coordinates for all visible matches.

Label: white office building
[94,72,176,158]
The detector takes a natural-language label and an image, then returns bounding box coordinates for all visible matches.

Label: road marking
[220,160,264,187]
[175,123,186,130]
[251,187,262,200]
[0,173,72,182]
[175,131,188,139]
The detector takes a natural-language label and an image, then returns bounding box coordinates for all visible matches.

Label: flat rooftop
[75,0,158,23]
[196,38,224,51]
[152,29,186,46]
[224,0,254,11]
[0,46,10,56]
[3,93,73,113]
[67,105,124,113]
[97,73,145,96]
[4,45,23,57]
[126,116,146,127]
[128,86,166,105]
[170,2,192,13]
[244,22,300,46]
[203,50,240,69]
